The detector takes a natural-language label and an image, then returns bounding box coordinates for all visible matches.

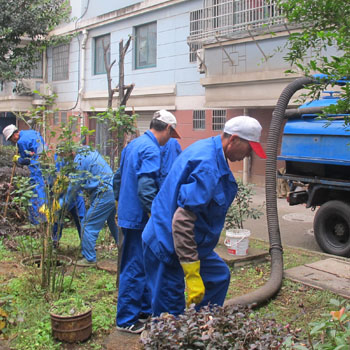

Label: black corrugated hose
[224,76,315,307]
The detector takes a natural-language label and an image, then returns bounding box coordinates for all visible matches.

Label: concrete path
[245,185,321,253]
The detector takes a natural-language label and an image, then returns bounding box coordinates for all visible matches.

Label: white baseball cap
[2,124,18,141]
[224,116,266,159]
[153,109,181,139]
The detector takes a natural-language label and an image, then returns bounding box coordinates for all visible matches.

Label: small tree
[277,0,350,117]
[14,92,87,295]
[0,0,71,81]
[225,179,264,230]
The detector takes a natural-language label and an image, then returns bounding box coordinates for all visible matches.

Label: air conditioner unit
[196,48,206,74]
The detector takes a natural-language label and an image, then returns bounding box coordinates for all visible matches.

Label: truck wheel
[314,200,350,257]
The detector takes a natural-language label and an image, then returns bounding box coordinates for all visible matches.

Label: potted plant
[49,296,92,343]
[224,179,264,256]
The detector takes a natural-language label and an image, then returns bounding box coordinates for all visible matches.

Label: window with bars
[94,34,110,75]
[193,110,206,130]
[212,110,226,131]
[61,112,67,124]
[52,44,69,81]
[30,55,43,79]
[135,22,157,69]
[189,10,203,62]
[53,112,59,125]
[70,116,77,132]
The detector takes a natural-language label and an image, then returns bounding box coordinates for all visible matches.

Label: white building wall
[49,0,205,112]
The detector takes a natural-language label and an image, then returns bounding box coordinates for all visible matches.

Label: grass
[226,238,342,338]
[0,226,117,350]
[0,228,348,349]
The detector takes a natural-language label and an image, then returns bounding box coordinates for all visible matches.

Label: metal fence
[189,0,284,43]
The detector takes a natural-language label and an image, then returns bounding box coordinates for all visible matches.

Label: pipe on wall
[78,29,88,131]
[242,107,250,184]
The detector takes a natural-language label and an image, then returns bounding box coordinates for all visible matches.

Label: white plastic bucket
[224,229,251,256]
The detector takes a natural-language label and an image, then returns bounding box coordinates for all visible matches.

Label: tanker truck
[277,76,350,257]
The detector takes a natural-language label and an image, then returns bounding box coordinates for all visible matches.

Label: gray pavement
[245,185,321,253]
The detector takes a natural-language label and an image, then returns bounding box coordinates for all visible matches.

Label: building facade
[0,0,314,185]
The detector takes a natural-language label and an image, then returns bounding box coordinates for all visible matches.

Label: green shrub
[141,305,294,349]
[225,179,264,230]
[285,299,350,349]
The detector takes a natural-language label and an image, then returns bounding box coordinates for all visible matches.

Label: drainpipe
[242,108,250,184]
[79,30,88,134]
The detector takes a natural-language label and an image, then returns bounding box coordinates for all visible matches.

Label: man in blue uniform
[142,116,266,317]
[159,137,182,186]
[114,110,180,334]
[63,147,118,266]
[2,124,47,225]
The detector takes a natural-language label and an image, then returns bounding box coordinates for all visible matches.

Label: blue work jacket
[142,135,237,264]
[117,130,161,230]
[159,138,182,187]
[66,148,113,201]
[17,130,46,174]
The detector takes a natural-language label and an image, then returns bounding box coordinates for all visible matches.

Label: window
[94,34,110,75]
[53,112,59,125]
[52,44,69,81]
[31,55,43,79]
[189,10,203,62]
[193,110,206,130]
[69,116,78,132]
[212,110,226,131]
[61,112,67,124]
[135,22,157,69]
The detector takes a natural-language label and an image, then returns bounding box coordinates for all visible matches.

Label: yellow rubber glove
[181,260,205,308]
[39,199,61,223]
[12,154,20,163]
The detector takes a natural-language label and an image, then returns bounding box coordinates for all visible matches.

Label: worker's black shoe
[138,313,151,323]
[116,321,145,334]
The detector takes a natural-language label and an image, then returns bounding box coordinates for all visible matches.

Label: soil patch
[97,259,118,274]
[105,329,142,350]
[0,261,23,278]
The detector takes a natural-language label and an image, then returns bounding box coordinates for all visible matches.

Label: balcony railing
[189,0,284,43]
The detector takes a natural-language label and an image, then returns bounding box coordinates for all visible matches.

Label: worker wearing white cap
[114,109,180,334]
[142,115,266,317]
[2,124,47,225]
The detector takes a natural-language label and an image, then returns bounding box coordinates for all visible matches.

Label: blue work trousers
[28,173,46,225]
[81,189,118,262]
[116,228,151,327]
[143,245,230,316]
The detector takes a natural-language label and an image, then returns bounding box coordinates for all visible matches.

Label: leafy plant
[225,179,264,230]
[0,0,71,81]
[50,296,90,317]
[141,304,295,349]
[284,299,350,349]
[11,176,35,211]
[276,0,350,118]
[92,105,138,170]
[12,93,86,295]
